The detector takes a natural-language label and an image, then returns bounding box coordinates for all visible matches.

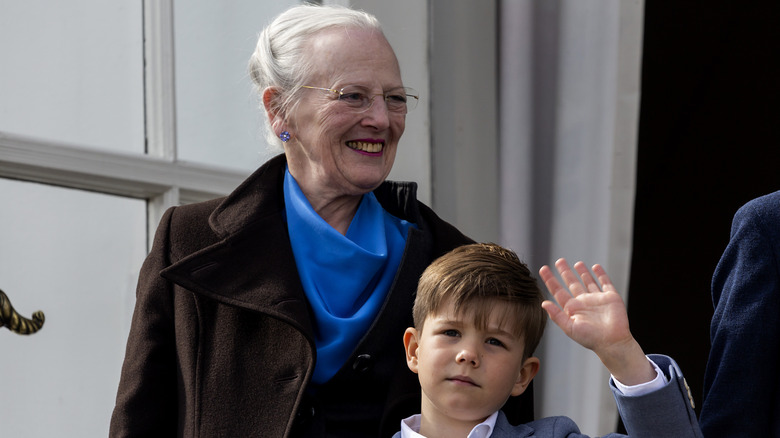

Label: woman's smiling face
[284,27,406,199]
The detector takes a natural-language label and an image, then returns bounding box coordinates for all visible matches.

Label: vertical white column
[499,0,644,434]
[143,0,180,248]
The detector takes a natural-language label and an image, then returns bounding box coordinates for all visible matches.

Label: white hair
[248,4,384,151]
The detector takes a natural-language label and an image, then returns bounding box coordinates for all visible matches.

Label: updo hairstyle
[248,4,383,150]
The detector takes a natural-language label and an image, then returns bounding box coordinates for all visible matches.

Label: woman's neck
[306,192,362,235]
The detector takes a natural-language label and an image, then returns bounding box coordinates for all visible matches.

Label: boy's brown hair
[414,243,547,359]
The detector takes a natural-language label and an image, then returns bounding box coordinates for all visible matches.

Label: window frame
[0,0,247,249]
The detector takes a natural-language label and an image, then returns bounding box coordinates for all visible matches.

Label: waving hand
[540,258,655,385]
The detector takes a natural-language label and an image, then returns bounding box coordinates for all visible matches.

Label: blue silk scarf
[283,169,414,384]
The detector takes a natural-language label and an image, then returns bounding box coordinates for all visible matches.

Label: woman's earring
[279,131,291,142]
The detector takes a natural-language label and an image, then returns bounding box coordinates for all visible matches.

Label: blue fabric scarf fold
[284,169,414,384]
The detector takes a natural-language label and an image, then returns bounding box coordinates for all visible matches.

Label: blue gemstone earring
[279,131,291,142]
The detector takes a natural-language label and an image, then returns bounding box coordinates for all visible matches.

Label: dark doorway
[623,0,780,431]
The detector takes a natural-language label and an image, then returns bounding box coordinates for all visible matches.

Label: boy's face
[404,298,540,428]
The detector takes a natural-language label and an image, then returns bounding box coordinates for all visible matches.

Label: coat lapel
[161,154,315,339]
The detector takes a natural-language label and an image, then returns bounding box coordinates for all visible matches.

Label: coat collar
[162,154,313,336]
[208,153,288,239]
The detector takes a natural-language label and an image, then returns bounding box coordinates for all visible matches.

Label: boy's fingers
[541,300,567,328]
[539,265,571,307]
[592,264,616,293]
[541,300,558,315]
[539,264,555,283]
[574,261,601,293]
[555,258,587,297]
[581,272,601,293]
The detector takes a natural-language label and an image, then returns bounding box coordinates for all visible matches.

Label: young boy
[398,243,702,438]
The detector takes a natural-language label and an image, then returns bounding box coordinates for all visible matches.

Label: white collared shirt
[399,411,498,438]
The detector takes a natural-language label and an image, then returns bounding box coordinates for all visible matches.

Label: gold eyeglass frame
[299,85,419,114]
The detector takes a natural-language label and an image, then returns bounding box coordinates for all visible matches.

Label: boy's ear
[511,356,540,397]
[403,327,420,374]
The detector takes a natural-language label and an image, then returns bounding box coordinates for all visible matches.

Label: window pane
[174,0,298,171]
[0,1,144,153]
[0,178,146,436]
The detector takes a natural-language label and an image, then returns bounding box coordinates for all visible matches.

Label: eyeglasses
[300,85,419,114]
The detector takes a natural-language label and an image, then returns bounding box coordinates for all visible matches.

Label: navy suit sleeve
[701,192,780,437]
[609,354,702,438]
[490,361,702,438]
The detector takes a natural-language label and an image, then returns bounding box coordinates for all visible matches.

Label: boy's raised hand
[539,258,629,352]
[540,258,655,386]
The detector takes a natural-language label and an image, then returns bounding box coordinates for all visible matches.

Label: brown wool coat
[110,154,497,437]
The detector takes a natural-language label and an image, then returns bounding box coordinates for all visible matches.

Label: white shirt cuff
[612,356,668,397]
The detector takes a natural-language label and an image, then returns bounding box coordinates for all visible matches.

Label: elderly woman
[110,4,530,437]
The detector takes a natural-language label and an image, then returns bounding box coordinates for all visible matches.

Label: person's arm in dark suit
[702,193,780,436]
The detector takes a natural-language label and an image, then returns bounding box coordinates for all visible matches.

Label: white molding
[429,0,499,242]
[143,0,177,160]
[148,187,181,248]
[0,132,247,204]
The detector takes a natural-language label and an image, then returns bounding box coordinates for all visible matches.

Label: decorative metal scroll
[0,289,45,335]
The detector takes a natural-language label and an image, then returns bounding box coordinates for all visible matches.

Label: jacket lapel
[161,154,315,338]
[493,410,535,437]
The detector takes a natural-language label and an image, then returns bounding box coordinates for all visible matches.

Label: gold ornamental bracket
[0,289,45,335]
